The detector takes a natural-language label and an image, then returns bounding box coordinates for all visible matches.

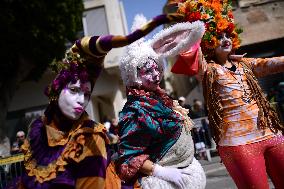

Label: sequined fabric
[218,135,284,189]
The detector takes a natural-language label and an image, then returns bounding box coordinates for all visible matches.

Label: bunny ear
[150,21,205,58]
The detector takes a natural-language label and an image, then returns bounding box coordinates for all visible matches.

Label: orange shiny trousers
[218,135,284,189]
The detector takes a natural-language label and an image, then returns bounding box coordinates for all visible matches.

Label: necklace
[223,62,252,103]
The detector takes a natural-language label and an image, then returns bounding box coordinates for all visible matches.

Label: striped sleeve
[74,13,185,58]
[74,133,108,189]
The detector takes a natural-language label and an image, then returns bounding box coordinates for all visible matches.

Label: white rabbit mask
[119,14,205,88]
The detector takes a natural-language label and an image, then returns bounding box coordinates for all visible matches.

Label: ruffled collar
[45,112,89,147]
[21,112,107,184]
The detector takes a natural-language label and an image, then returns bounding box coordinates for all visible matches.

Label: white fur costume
[119,15,206,189]
[120,14,205,88]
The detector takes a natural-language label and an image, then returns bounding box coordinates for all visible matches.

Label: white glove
[152,164,186,188]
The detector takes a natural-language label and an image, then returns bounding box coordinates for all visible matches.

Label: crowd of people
[1,0,284,189]
[0,131,26,159]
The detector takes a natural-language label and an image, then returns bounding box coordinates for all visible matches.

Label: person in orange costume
[169,0,284,188]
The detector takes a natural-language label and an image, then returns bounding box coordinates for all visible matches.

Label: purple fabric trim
[127,14,167,44]
[98,35,113,52]
[152,14,167,24]
[75,156,107,178]
[84,119,96,128]
[127,30,144,44]
[89,36,105,56]
[29,119,65,165]
[121,183,134,189]
[21,170,75,189]
[20,119,75,189]
[75,39,82,51]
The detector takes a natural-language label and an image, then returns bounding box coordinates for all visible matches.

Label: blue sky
[120,0,168,38]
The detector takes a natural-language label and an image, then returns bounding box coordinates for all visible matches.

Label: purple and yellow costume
[8,111,109,189]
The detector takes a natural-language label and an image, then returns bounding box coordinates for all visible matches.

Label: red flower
[228,11,234,19]
[226,23,235,33]
[205,23,210,30]
[187,12,201,22]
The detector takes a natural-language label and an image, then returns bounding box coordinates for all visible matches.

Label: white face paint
[138,58,162,91]
[58,80,91,120]
[215,33,233,57]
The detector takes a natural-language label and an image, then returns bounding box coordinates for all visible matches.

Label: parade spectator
[191,127,206,160]
[191,100,206,119]
[178,96,194,118]
[191,100,212,148]
[201,118,212,148]
[0,131,10,158]
[0,130,11,189]
[11,131,25,155]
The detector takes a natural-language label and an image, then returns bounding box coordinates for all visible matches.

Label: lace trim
[22,139,67,183]
[172,100,194,133]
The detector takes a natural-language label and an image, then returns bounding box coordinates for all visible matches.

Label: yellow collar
[45,113,89,147]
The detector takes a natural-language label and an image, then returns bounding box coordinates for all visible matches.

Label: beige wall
[234,1,284,46]
[8,71,54,112]
[84,0,128,69]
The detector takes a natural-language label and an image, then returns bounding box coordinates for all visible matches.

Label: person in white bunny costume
[115,15,206,189]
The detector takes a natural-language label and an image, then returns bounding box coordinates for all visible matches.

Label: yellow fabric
[63,127,108,162]
[105,162,121,189]
[45,113,89,147]
[96,36,109,54]
[79,36,93,56]
[45,125,66,146]
[76,176,105,189]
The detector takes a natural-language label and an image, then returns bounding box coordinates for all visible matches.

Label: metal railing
[0,154,24,189]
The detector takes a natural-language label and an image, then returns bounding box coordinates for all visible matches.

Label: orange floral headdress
[169,0,243,60]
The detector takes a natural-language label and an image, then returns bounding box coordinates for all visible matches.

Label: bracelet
[150,163,155,176]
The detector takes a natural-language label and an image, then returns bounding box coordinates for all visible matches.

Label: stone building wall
[234,0,284,46]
